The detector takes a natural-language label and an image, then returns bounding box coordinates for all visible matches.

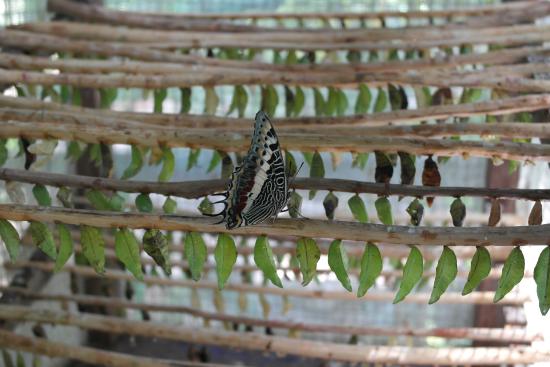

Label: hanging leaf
[460,88,483,104]
[56,187,72,208]
[0,139,7,167]
[284,86,295,118]
[462,246,491,295]
[346,50,361,63]
[99,88,118,109]
[422,156,441,207]
[302,151,313,166]
[204,86,219,115]
[328,239,352,292]
[162,196,177,214]
[187,148,201,171]
[494,247,525,302]
[215,233,238,289]
[254,235,282,288]
[414,86,433,108]
[348,194,368,223]
[6,181,26,204]
[80,225,105,274]
[228,85,248,118]
[375,197,393,225]
[135,193,153,213]
[32,184,51,206]
[351,152,369,170]
[336,89,349,116]
[450,197,466,227]
[534,246,550,315]
[488,199,501,226]
[16,353,24,367]
[286,49,298,65]
[355,84,371,114]
[207,151,222,173]
[394,246,423,303]
[29,221,57,260]
[2,350,14,367]
[142,229,171,276]
[528,200,543,225]
[121,145,143,180]
[85,189,112,211]
[313,88,325,116]
[261,85,278,117]
[324,87,338,116]
[293,86,305,116]
[288,191,302,219]
[285,150,297,178]
[198,197,214,215]
[158,147,175,182]
[388,84,408,110]
[54,223,73,272]
[323,192,339,220]
[406,198,424,226]
[374,151,393,184]
[429,246,457,304]
[259,293,271,320]
[153,88,167,113]
[309,151,325,200]
[373,87,388,112]
[0,219,20,261]
[115,228,144,281]
[88,143,102,168]
[180,87,192,113]
[398,152,416,185]
[357,242,382,297]
[221,152,234,179]
[296,237,321,286]
[185,232,208,281]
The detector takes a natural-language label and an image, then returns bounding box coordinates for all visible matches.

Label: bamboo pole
[0,303,540,343]
[3,120,550,161]
[1,261,529,305]
[0,329,172,367]
[0,204,548,246]
[0,304,546,364]
[2,168,549,202]
[2,94,549,129]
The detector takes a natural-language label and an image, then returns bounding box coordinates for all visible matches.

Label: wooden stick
[0,204,548,246]
[0,303,540,343]
[2,168,549,202]
[1,261,529,305]
[2,94,549,129]
[0,329,171,367]
[3,120,550,161]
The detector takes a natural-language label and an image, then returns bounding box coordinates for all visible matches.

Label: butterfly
[208,111,289,229]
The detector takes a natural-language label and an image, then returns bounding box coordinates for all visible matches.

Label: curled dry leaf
[374,151,393,184]
[488,198,501,227]
[528,200,543,226]
[422,156,441,207]
[6,181,26,204]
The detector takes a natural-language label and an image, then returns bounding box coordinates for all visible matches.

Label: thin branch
[0,303,540,344]
[0,204,548,246]
[2,168,549,202]
[3,261,529,305]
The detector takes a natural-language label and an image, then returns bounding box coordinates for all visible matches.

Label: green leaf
[16,353,24,367]
[142,229,171,276]
[355,84,371,114]
[288,191,302,219]
[398,152,416,185]
[135,193,153,213]
[85,189,112,211]
[375,197,393,225]
[450,197,466,227]
[32,184,51,206]
[325,87,338,116]
[180,87,192,113]
[460,88,483,104]
[65,141,82,162]
[388,84,408,110]
[429,246,457,304]
[153,88,167,113]
[207,151,222,173]
[198,197,214,215]
[109,193,124,212]
[2,350,14,367]
[348,194,368,223]
[80,225,105,274]
[121,145,143,180]
[293,86,305,116]
[228,85,248,117]
[100,88,117,109]
[335,89,348,116]
[313,88,325,116]
[187,148,201,171]
[285,150,297,178]
[462,246,491,295]
[357,242,382,297]
[309,151,325,200]
[302,151,313,166]
[328,239,352,292]
[373,87,388,112]
[254,235,282,288]
[323,192,339,220]
[162,196,177,214]
[346,50,361,63]
[286,50,298,65]
[115,228,144,280]
[215,233,238,289]
[534,246,550,315]
[394,246,423,303]
[296,238,321,286]
[56,187,72,208]
[89,143,102,168]
[29,221,56,260]
[494,247,525,302]
[0,219,20,261]
[158,147,175,182]
[185,232,208,281]
[204,86,219,115]
[0,140,8,167]
[406,198,424,226]
[261,85,278,117]
[54,223,73,272]
[351,152,369,169]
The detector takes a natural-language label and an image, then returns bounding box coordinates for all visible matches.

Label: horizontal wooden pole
[2,168,549,202]
[0,204,548,246]
[0,303,540,345]
[3,120,550,161]
[2,261,529,305]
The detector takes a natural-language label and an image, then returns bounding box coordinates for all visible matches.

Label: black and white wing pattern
[211,111,289,229]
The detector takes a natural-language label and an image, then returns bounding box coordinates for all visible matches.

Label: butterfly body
[215,111,288,229]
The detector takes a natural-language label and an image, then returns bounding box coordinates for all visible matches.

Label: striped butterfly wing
[223,111,288,229]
